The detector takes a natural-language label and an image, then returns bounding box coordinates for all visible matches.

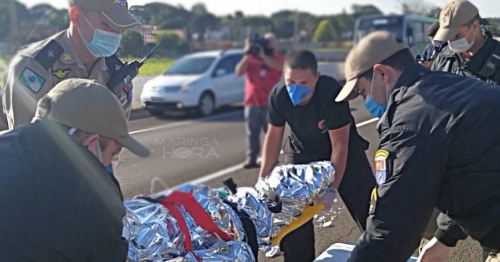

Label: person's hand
[419,60,432,69]
[243,38,252,54]
[255,177,269,193]
[315,187,338,214]
[417,237,453,262]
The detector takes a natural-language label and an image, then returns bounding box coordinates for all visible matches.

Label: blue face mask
[364,73,389,118]
[286,84,311,106]
[78,14,122,58]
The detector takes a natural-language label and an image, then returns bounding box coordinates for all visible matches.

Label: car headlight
[180,82,191,92]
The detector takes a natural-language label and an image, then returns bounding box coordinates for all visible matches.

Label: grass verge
[121,57,174,76]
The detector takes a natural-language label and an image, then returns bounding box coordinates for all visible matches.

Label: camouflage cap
[434,0,479,42]
[69,0,142,31]
[34,78,150,158]
[335,31,408,102]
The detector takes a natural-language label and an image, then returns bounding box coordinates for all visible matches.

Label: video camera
[246,33,274,56]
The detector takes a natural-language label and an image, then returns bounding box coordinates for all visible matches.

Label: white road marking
[130,110,242,135]
[182,117,379,186]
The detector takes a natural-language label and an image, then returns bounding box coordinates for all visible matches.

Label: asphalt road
[119,63,483,262]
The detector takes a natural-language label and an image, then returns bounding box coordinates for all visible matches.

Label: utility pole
[9,0,19,51]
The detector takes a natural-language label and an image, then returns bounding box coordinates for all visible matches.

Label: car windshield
[355,16,404,42]
[163,56,216,75]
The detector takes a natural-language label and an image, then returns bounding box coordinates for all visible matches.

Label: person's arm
[259,53,284,72]
[328,124,350,189]
[2,56,53,129]
[324,79,353,189]
[258,87,286,178]
[434,212,468,247]
[347,128,446,262]
[235,55,249,77]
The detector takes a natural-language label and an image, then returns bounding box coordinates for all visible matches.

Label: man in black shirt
[257,49,376,262]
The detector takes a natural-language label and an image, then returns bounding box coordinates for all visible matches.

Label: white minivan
[140,49,245,116]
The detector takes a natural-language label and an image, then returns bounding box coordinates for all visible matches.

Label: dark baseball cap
[69,0,142,31]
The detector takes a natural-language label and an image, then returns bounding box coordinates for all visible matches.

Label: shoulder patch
[19,68,46,93]
[51,68,71,79]
[374,149,388,185]
[33,40,64,70]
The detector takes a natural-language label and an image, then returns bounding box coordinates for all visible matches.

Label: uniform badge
[52,68,71,79]
[123,83,133,102]
[62,53,72,61]
[19,68,45,93]
[374,149,388,185]
[441,15,450,26]
[369,187,377,214]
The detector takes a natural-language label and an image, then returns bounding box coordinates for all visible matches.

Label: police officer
[431,0,500,85]
[335,30,500,262]
[0,0,141,131]
[257,49,376,262]
[0,78,150,261]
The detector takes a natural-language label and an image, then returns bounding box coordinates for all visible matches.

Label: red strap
[160,191,234,252]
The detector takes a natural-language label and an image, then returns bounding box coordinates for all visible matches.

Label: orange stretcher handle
[271,203,325,247]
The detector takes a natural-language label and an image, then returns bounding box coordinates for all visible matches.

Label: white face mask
[448,28,476,53]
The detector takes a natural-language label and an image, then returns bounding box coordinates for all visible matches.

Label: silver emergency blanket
[174,183,245,241]
[123,197,255,262]
[227,161,336,250]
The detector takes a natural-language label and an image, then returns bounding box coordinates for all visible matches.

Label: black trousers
[279,146,376,262]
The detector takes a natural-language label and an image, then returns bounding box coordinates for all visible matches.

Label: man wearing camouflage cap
[0,0,142,174]
[431,0,500,85]
[336,30,500,262]
[0,78,149,260]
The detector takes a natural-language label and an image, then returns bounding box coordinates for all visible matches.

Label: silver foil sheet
[255,161,336,238]
[226,187,274,248]
[123,195,255,262]
[175,183,245,241]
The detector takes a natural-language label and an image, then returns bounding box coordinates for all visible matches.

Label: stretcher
[313,242,419,262]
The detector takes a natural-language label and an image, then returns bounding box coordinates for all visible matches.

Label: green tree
[313,19,337,43]
[47,9,69,30]
[119,30,144,57]
[155,32,189,57]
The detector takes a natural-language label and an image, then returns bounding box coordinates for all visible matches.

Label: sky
[17,0,500,18]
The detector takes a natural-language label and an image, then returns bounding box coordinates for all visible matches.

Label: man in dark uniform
[0,78,150,261]
[425,1,500,260]
[431,0,500,85]
[257,49,376,262]
[335,30,500,262]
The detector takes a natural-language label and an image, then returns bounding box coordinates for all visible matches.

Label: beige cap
[69,0,142,31]
[335,31,408,102]
[434,0,479,42]
[34,78,150,158]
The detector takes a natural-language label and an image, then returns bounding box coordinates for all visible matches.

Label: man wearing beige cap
[431,0,500,85]
[336,30,500,262]
[0,78,149,261]
[0,0,142,175]
[0,0,141,130]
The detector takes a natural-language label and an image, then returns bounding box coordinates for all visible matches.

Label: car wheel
[197,92,215,116]
[147,109,164,116]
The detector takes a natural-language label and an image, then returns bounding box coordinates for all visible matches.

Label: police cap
[434,0,479,42]
[69,0,141,31]
[34,78,150,158]
[335,31,409,102]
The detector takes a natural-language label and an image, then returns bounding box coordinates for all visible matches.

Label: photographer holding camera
[236,33,285,168]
